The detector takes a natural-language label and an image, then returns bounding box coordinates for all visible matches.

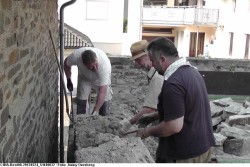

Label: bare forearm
[93,85,107,111]
[130,107,156,125]
[145,116,184,137]
[145,122,174,137]
[64,58,71,79]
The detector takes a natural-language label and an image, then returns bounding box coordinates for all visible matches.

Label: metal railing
[142,6,219,26]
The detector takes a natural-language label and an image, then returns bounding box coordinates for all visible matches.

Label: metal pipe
[59,0,77,163]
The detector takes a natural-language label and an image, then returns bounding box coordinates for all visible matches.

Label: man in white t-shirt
[119,40,164,135]
[64,47,112,116]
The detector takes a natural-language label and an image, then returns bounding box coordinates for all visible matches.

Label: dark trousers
[77,99,110,116]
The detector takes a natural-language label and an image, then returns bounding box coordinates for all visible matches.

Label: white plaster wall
[123,0,142,56]
[232,33,247,59]
[58,0,125,55]
[93,42,122,55]
[213,0,250,59]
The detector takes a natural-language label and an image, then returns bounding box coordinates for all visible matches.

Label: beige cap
[130,40,148,60]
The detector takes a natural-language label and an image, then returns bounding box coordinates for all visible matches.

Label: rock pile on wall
[211,97,250,161]
[71,57,250,163]
[74,115,154,163]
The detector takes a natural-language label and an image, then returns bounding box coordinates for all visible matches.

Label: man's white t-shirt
[143,67,164,109]
[66,47,111,86]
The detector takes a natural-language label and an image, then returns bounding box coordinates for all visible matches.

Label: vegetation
[123,18,127,33]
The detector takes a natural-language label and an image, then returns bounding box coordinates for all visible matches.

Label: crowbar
[49,30,73,123]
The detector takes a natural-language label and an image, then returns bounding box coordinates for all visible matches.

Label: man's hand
[118,118,132,137]
[91,110,99,115]
[136,128,149,139]
[136,112,159,128]
[67,79,73,92]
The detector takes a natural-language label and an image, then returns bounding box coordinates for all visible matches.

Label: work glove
[136,112,159,128]
[118,118,132,137]
[91,110,99,116]
[136,128,149,139]
[67,79,73,92]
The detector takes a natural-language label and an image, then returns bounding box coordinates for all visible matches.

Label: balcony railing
[142,6,219,26]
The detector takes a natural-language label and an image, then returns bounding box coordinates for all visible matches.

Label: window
[229,32,234,57]
[123,0,128,33]
[143,0,168,5]
[245,34,250,59]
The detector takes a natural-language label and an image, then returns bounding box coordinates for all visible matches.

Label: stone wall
[110,57,250,95]
[187,58,250,95]
[0,0,58,162]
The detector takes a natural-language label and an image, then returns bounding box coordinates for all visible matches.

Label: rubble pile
[211,97,250,159]
[74,115,154,163]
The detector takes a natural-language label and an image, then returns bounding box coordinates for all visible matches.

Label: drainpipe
[59,0,76,163]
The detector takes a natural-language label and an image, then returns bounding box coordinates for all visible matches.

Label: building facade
[0,0,59,162]
[58,0,250,59]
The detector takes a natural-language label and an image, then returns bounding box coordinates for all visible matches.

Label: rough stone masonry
[69,57,250,163]
[0,0,59,162]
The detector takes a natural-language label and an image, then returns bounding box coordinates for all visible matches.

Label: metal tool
[70,91,74,122]
[124,129,138,136]
[49,30,73,123]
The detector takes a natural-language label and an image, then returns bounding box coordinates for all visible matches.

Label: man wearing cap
[119,40,164,135]
[64,47,112,116]
[134,37,215,163]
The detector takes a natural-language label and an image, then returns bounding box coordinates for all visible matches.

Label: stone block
[1,105,9,127]
[0,89,2,110]
[75,133,154,163]
[8,49,19,65]
[227,115,250,126]
[0,11,4,27]
[221,110,234,122]
[233,124,250,131]
[212,116,222,126]
[0,74,5,83]
[20,49,29,59]
[75,115,154,163]
[7,64,21,80]
[214,133,227,146]
[210,101,224,117]
[243,101,250,108]
[223,138,250,156]
[219,124,250,139]
[6,34,16,47]
[212,97,233,107]
[223,103,243,115]
[216,122,230,133]
[0,53,3,61]
[1,0,12,10]
[0,127,6,144]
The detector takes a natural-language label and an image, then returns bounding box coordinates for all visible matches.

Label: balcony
[142,6,219,26]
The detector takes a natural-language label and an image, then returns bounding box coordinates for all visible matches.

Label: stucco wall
[0,0,58,162]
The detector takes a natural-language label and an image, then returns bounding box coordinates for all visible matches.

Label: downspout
[59,0,76,163]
